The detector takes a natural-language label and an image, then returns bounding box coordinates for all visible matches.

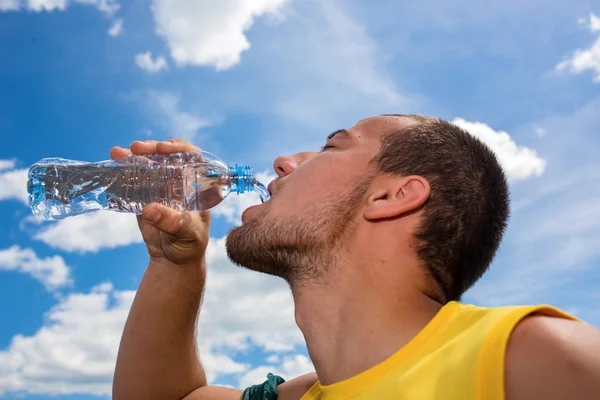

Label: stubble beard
[225,182,369,286]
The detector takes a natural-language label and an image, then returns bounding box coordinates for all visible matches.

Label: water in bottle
[27,150,270,221]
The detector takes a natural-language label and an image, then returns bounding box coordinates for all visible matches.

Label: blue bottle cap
[229,164,255,194]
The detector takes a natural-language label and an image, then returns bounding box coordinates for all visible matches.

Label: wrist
[147,256,207,286]
[149,255,206,269]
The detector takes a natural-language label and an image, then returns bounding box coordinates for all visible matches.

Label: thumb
[141,203,192,238]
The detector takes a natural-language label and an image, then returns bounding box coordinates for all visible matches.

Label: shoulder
[505,314,600,400]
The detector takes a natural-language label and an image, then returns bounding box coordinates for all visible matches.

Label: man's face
[226,116,409,282]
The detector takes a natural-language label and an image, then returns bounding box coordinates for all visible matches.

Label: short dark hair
[375,114,510,302]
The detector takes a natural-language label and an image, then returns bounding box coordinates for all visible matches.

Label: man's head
[226,115,509,302]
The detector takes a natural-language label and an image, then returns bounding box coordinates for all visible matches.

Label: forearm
[113,258,208,400]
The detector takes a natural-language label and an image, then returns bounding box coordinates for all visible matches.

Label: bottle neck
[228,164,255,194]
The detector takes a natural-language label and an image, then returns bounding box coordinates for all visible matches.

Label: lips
[267,181,275,198]
[242,180,276,222]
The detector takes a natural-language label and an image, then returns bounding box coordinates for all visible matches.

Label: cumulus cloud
[583,12,600,32]
[150,0,287,69]
[0,283,130,396]
[108,18,123,37]
[0,234,304,396]
[26,0,67,11]
[134,51,168,73]
[75,0,119,17]
[0,161,29,204]
[0,159,16,171]
[0,0,19,12]
[0,246,71,291]
[452,118,546,181]
[33,212,142,253]
[556,13,600,82]
[200,237,302,354]
[3,0,120,15]
[1,0,121,34]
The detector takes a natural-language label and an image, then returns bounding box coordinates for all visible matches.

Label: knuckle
[173,138,199,150]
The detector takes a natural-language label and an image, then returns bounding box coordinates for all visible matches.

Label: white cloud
[0,159,16,171]
[464,99,600,309]
[0,283,131,396]
[239,354,313,388]
[0,277,251,396]
[452,118,546,181]
[590,12,600,32]
[0,246,71,291]
[212,171,275,225]
[27,0,67,12]
[0,234,305,396]
[266,354,280,364]
[135,51,168,73]
[200,237,302,354]
[1,0,120,24]
[150,0,287,70]
[33,212,142,253]
[108,18,123,37]
[75,0,119,17]
[145,90,212,141]
[0,0,19,11]
[0,166,29,204]
[556,13,600,83]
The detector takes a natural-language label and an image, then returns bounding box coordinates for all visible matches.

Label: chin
[241,201,270,223]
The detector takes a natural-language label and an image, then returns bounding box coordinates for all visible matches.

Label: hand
[110,139,211,267]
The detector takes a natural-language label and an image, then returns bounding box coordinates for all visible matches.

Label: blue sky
[0,0,599,398]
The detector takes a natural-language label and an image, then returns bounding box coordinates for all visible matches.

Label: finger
[109,146,132,160]
[141,203,196,238]
[130,140,159,155]
[156,138,200,155]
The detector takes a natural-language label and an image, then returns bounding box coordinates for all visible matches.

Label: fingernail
[145,209,161,223]
[161,140,173,145]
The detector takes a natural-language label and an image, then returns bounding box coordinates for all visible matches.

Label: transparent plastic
[27,150,270,221]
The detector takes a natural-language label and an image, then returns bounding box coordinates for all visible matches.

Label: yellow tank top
[299,301,576,400]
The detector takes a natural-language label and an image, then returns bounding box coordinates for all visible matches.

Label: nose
[273,152,318,177]
[273,155,298,177]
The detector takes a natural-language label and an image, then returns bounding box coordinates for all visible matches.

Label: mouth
[257,180,276,204]
[267,181,275,198]
[242,180,276,222]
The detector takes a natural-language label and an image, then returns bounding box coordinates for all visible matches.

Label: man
[111,115,600,400]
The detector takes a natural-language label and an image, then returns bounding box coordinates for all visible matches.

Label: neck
[291,262,442,386]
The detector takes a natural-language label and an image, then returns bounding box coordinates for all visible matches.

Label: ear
[363,175,430,221]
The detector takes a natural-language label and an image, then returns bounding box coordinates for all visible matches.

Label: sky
[0,0,599,398]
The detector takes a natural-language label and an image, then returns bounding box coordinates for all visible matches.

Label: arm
[111,139,317,400]
[112,258,208,400]
[505,315,600,400]
[111,139,212,400]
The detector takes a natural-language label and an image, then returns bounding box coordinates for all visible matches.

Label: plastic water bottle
[27,150,271,221]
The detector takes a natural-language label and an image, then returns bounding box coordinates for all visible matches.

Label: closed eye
[321,144,335,152]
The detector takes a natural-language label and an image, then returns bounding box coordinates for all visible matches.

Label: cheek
[273,165,353,213]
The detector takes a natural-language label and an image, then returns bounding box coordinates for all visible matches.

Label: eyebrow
[327,129,351,140]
